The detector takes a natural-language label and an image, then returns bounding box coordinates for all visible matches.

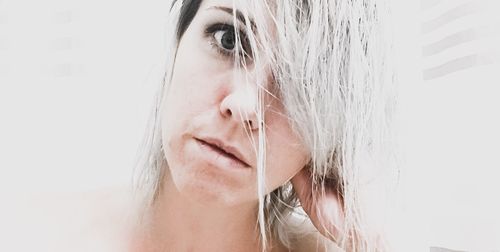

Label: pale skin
[130,0,345,251]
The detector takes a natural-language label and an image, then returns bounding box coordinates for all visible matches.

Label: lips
[194,137,251,168]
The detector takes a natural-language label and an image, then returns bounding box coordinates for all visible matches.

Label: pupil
[221,29,235,50]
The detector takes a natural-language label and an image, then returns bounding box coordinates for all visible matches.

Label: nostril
[219,94,259,130]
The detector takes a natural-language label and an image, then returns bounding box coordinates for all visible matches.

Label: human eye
[205,23,252,60]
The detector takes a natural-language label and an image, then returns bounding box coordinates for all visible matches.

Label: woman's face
[161,0,309,206]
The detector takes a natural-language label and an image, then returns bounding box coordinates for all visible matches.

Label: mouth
[194,137,251,168]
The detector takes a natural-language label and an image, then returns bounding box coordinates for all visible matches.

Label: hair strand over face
[133,0,399,251]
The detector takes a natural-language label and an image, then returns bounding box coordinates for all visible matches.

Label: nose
[219,82,260,131]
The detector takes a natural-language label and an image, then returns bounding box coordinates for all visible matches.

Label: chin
[176,168,253,207]
[181,182,247,207]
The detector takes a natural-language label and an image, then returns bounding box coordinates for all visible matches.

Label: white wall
[395,0,500,251]
[0,0,171,193]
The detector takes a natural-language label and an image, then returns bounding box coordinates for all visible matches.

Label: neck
[132,172,279,252]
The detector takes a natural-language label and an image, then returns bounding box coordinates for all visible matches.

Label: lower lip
[194,139,250,171]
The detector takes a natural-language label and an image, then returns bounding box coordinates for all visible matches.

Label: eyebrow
[208,6,256,30]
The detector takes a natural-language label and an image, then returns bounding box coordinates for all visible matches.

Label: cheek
[264,117,310,192]
[164,52,230,122]
[160,46,221,151]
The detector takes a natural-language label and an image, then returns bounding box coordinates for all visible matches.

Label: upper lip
[195,136,251,168]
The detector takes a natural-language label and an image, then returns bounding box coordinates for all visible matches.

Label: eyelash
[204,23,252,60]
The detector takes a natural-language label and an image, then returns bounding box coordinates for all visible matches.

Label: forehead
[198,0,274,27]
[200,0,252,13]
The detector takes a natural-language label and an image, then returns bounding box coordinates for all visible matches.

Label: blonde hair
[133,0,399,251]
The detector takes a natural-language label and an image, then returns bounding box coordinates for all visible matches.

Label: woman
[130,0,397,251]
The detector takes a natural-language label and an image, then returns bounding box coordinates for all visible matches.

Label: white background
[1,0,499,251]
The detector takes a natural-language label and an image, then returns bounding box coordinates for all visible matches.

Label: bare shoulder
[79,186,141,251]
[72,186,139,250]
[6,186,138,252]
